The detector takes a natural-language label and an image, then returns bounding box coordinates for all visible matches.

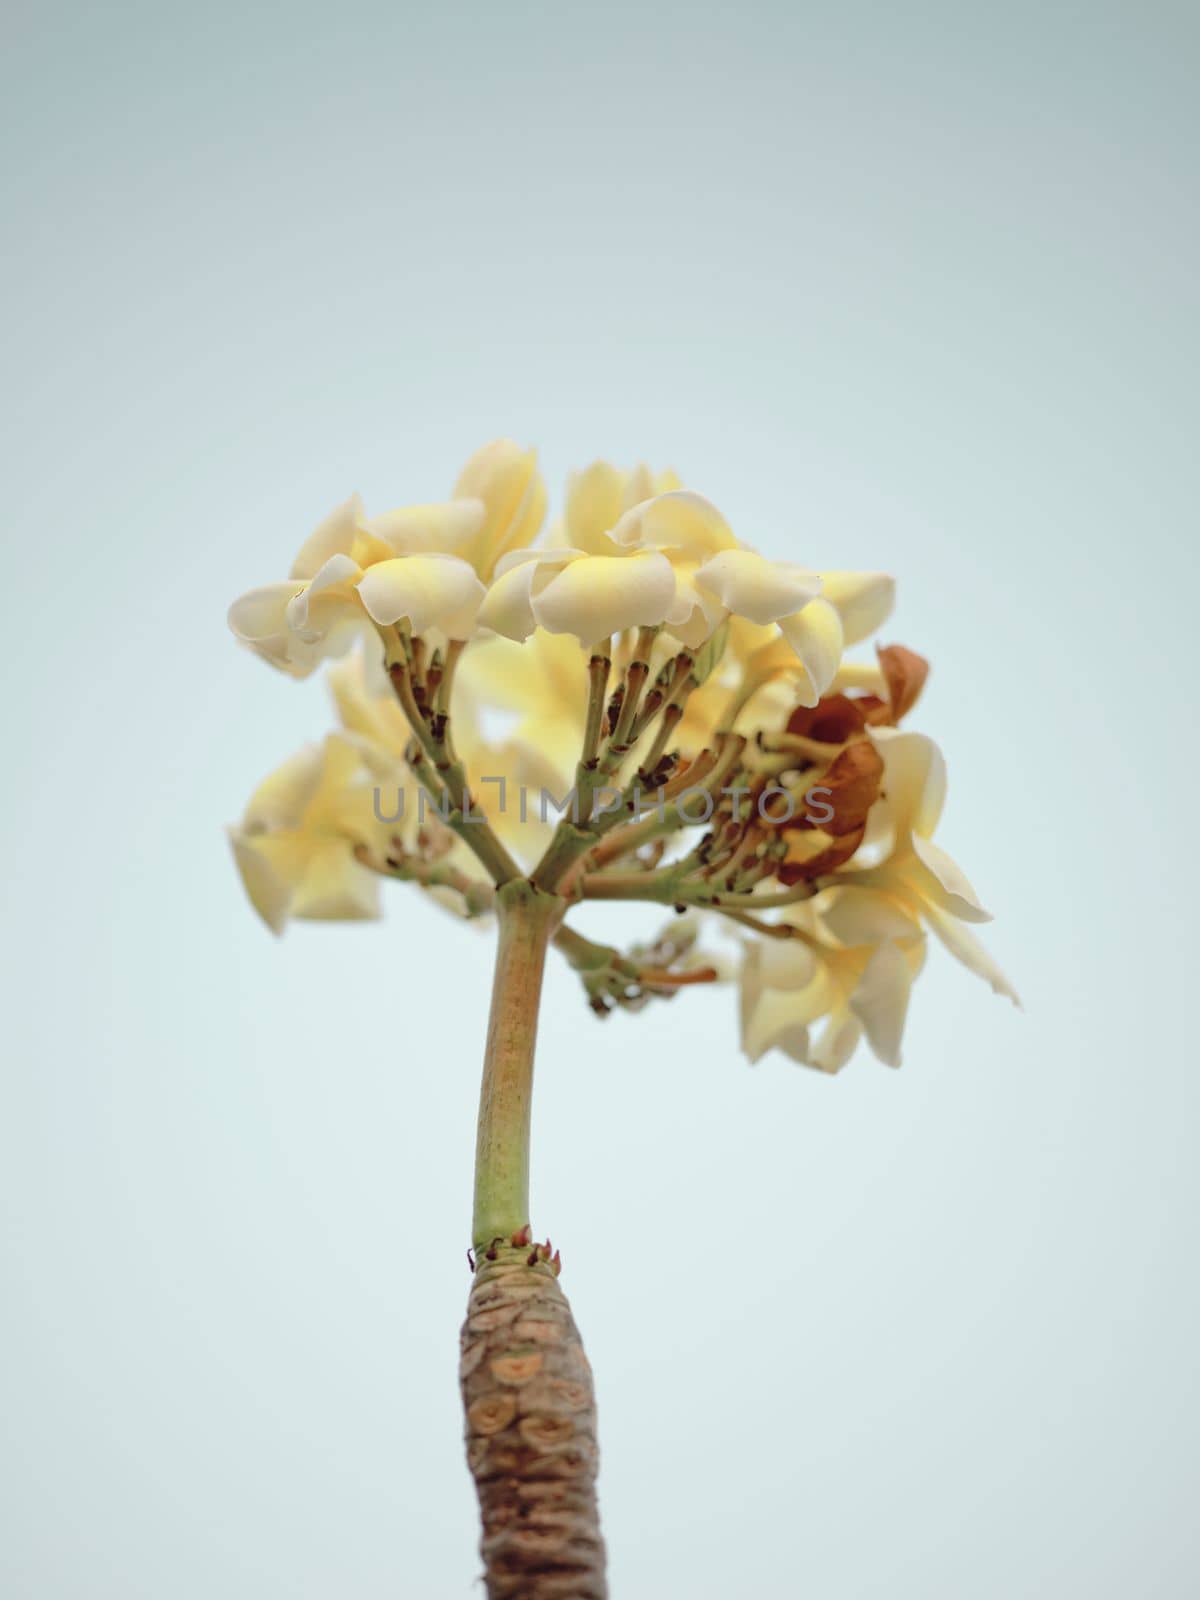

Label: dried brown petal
[786,693,867,744]
[877,643,929,724]
[776,740,883,840]
[777,824,867,884]
[857,694,891,726]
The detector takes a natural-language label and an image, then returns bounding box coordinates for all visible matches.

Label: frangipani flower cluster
[227,439,1014,1071]
[228,440,545,676]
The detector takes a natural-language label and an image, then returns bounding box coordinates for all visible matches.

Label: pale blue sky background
[3,3,1198,1596]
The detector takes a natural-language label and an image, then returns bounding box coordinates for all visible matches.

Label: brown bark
[460,1243,607,1598]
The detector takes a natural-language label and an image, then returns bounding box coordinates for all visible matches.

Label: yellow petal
[849,938,923,1067]
[368,500,486,559]
[564,461,627,553]
[327,653,409,753]
[477,552,572,641]
[289,839,381,921]
[695,550,822,625]
[739,939,827,1063]
[289,494,368,581]
[285,554,362,634]
[243,744,325,831]
[805,1008,863,1073]
[776,597,845,706]
[830,660,887,695]
[534,551,676,645]
[453,440,547,576]
[816,885,922,948]
[228,583,299,669]
[910,836,992,923]
[664,566,730,648]
[820,571,895,645]
[869,727,947,841]
[227,829,294,934]
[357,554,485,637]
[610,490,736,558]
[922,900,1020,1004]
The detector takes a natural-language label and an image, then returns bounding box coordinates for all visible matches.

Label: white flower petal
[869,727,947,841]
[739,938,836,1063]
[746,1008,813,1065]
[493,546,582,579]
[368,500,486,558]
[850,938,921,1067]
[923,900,1020,1005]
[290,841,382,922]
[453,440,546,574]
[565,461,626,552]
[820,571,895,645]
[533,551,676,645]
[227,829,293,934]
[478,560,541,640]
[805,1009,863,1073]
[776,597,845,706]
[286,553,362,632]
[610,490,736,557]
[357,554,485,638]
[242,744,325,832]
[756,932,822,990]
[289,494,367,581]
[695,550,823,625]
[910,835,993,923]
[664,568,731,648]
[816,885,922,948]
[830,660,887,695]
[228,583,296,657]
[229,583,361,676]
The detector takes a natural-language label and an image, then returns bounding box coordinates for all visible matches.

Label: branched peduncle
[354,841,496,917]
[532,636,722,893]
[377,626,522,886]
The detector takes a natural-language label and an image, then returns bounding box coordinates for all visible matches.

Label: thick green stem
[464,881,608,1597]
[472,881,563,1250]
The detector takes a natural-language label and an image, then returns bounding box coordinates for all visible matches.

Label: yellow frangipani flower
[479,470,854,706]
[228,440,546,677]
[740,890,928,1071]
[228,495,485,677]
[841,727,1020,1002]
[701,568,897,723]
[478,459,686,645]
[673,571,898,754]
[450,438,548,580]
[558,460,682,547]
[738,725,1016,1071]
[227,733,398,933]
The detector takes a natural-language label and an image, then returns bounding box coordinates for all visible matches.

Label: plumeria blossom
[480,469,879,705]
[738,723,1017,1072]
[710,567,897,722]
[226,438,1013,1076]
[227,733,397,932]
[740,889,928,1071]
[229,676,491,931]
[841,727,1020,1003]
[444,437,547,581]
[228,441,545,677]
[477,460,687,645]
